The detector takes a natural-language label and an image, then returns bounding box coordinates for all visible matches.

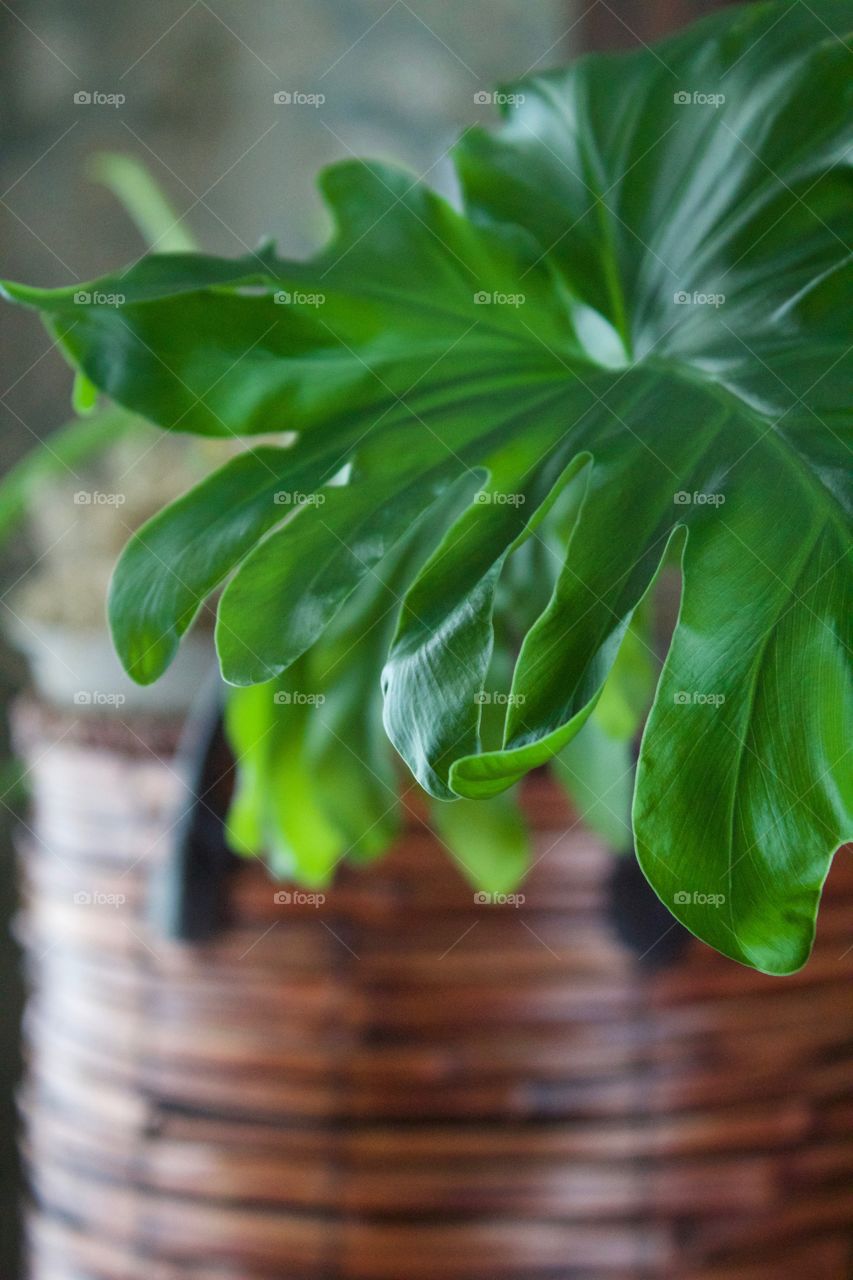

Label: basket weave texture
[14,702,853,1280]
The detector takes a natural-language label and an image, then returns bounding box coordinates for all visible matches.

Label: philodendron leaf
[593,609,656,743]
[552,721,633,853]
[223,483,472,880]
[552,609,656,850]
[225,664,343,884]
[4,0,852,972]
[430,789,529,897]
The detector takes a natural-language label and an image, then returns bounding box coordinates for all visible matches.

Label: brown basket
[13,701,853,1279]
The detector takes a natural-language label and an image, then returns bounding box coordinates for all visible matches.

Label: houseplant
[3,0,850,976]
[4,3,853,1276]
[0,165,643,903]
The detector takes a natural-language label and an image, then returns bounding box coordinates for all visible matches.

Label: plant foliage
[3,1,851,972]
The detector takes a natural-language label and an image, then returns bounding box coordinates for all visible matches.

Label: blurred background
[0,2,738,1275]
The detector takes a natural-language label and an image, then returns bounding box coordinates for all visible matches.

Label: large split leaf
[225,486,470,881]
[553,610,656,850]
[3,0,852,972]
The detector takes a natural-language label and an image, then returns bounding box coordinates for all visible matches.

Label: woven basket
[14,701,853,1279]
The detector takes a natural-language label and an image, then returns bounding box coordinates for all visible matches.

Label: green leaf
[89,152,199,254]
[107,440,357,683]
[550,606,654,849]
[4,0,852,971]
[552,720,634,851]
[0,154,194,554]
[71,371,99,416]
[303,663,401,868]
[223,488,469,879]
[593,606,656,742]
[430,788,529,896]
[635,480,852,974]
[225,665,343,884]
[215,455,472,686]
